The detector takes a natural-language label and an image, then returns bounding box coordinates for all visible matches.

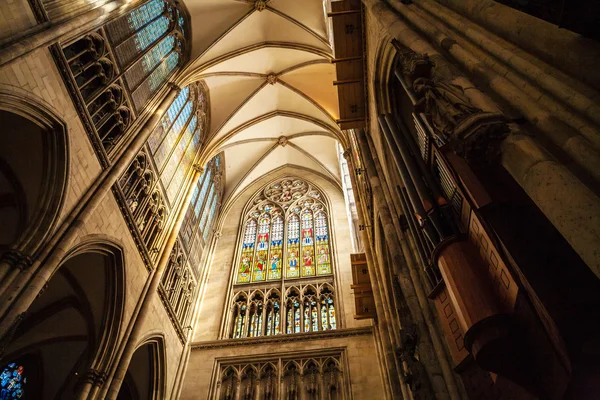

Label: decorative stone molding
[1,250,32,271]
[193,164,204,174]
[191,327,373,350]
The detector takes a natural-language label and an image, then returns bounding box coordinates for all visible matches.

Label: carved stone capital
[167,82,182,93]
[1,250,32,271]
[392,40,434,81]
[81,369,108,386]
[342,148,352,160]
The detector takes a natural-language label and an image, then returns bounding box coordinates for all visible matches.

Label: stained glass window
[235,178,332,284]
[266,296,280,336]
[238,220,256,284]
[177,154,222,276]
[147,83,210,206]
[231,179,335,338]
[315,212,331,275]
[286,299,301,334]
[268,215,283,280]
[286,214,300,279]
[0,362,25,399]
[106,0,185,111]
[300,210,315,277]
[231,284,335,338]
[253,215,270,282]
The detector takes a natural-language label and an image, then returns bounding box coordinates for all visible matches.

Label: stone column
[361,0,600,280]
[502,132,600,278]
[344,149,405,400]
[355,129,461,400]
[104,165,203,400]
[0,251,32,296]
[433,0,600,89]
[0,85,180,338]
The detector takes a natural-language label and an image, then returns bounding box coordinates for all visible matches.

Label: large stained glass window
[229,178,336,338]
[177,154,223,274]
[235,178,332,284]
[147,82,208,205]
[106,0,186,111]
[0,362,25,399]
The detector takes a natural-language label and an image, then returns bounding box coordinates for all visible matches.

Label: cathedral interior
[1,0,600,399]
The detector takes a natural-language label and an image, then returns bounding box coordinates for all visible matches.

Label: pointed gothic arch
[224,176,339,339]
[0,86,69,260]
[0,239,126,399]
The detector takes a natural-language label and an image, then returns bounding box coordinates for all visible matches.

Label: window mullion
[130,47,177,93]
[152,93,190,157]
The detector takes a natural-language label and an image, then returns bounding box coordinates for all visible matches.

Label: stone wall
[0,46,185,397]
[193,166,371,342]
[0,0,37,42]
[181,330,384,399]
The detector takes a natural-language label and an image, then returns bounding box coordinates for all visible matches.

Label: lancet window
[215,354,345,400]
[117,83,209,270]
[56,0,188,160]
[230,284,336,339]
[236,179,333,284]
[0,362,26,399]
[159,154,223,337]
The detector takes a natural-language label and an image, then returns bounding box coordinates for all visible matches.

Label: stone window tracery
[230,284,336,339]
[56,0,188,159]
[229,178,337,339]
[215,354,345,400]
[236,179,332,283]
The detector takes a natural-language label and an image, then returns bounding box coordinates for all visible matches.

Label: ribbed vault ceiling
[179,0,343,204]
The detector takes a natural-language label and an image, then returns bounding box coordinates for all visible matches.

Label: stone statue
[413,77,481,142]
[397,326,435,400]
[413,77,508,165]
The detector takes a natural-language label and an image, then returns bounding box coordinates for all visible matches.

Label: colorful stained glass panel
[268,216,283,280]
[238,220,256,283]
[315,212,331,275]
[0,362,25,399]
[286,214,300,278]
[301,211,315,277]
[253,216,270,282]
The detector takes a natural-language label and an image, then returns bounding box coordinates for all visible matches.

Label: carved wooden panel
[329,0,365,129]
[433,285,470,366]
[468,212,519,312]
[350,253,375,319]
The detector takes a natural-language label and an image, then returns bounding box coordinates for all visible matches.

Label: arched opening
[117,338,165,400]
[0,93,68,259]
[0,243,124,399]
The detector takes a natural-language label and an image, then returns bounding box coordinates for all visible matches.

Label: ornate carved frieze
[214,352,346,400]
[192,326,373,350]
